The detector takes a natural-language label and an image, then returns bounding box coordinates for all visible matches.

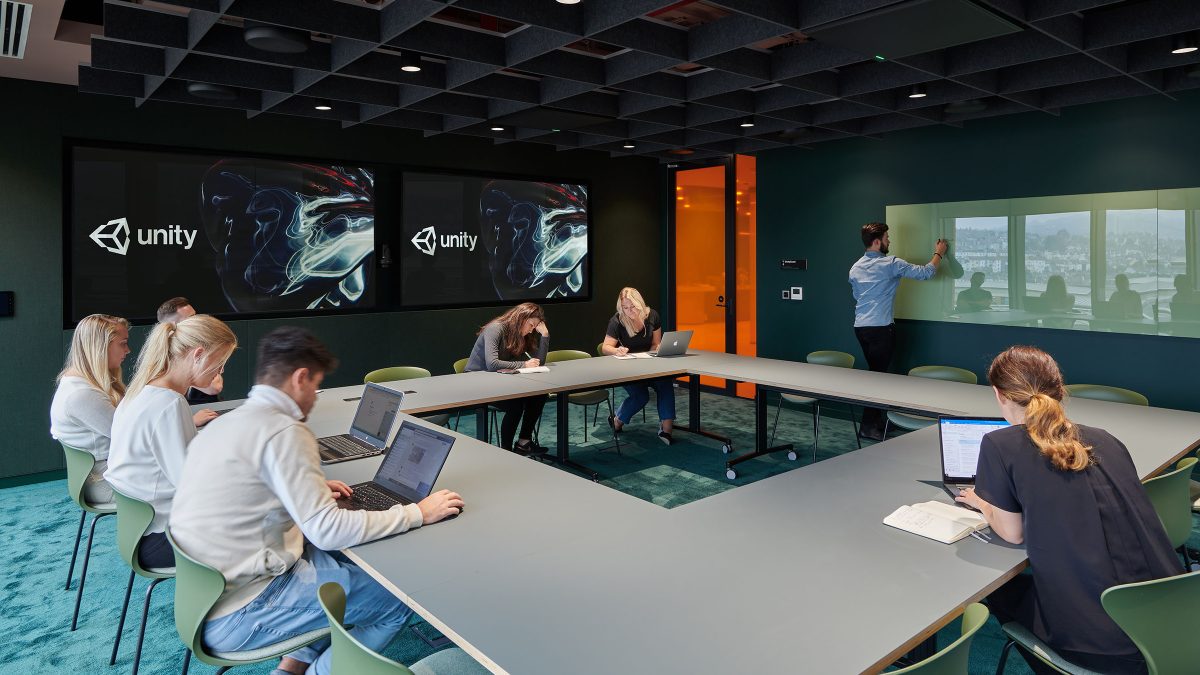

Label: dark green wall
[758,91,1200,412]
[0,78,663,479]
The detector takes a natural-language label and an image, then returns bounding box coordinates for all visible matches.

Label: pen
[525,352,532,360]
[969,531,991,543]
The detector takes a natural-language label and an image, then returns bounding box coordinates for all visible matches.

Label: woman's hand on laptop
[193,409,219,427]
[419,489,465,524]
[327,480,353,499]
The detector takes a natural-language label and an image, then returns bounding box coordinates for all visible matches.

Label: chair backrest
[1101,570,1200,675]
[1142,456,1198,549]
[61,442,102,512]
[908,365,978,384]
[1064,384,1149,406]
[364,366,431,384]
[453,358,469,374]
[113,490,158,574]
[546,349,591,363]
[166,529,231,662]
[891,603,989,674]
[595,342,606,357]
[319,582,415,675]
[806,350,855,368]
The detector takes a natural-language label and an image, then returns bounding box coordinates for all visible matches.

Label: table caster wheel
[787,450,798,461]
[721,444,732,454]
[726,468,737,480]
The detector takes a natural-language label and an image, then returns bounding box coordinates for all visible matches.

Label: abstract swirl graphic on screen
[200,161,375,312]
[479,181,588,299]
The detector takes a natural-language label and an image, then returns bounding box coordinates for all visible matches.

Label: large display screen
[68,145,377,324]
[400,172,589,307]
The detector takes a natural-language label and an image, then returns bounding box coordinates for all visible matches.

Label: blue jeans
[616,378,676,425]
[204,545,411,675]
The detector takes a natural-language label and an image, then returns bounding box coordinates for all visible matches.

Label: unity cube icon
[90,217,131,256]
[411,225,437,256]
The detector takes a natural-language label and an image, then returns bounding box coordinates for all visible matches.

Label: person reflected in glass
[601,287,675,445]
[1169,274,1200,321]
[1040,275,1075,311]
[955,346,1181,675]
[1108,274,1143,319]
[955,272,993,313]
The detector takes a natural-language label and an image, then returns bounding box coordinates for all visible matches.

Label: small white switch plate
[781,289,790,300]
[791,286,803,300]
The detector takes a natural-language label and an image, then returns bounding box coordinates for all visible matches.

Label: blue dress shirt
[848,251,936,327]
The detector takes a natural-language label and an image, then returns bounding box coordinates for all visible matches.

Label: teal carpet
[9,387,1198,673]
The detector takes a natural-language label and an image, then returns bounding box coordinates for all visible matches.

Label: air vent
[1,1,31,59]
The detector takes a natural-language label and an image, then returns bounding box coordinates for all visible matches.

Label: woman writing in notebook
[465,302,550,456]
[105,314,238,568]
[601,287,675,444]
[955,346,1180,675]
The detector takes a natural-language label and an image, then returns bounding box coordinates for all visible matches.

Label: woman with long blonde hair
[956,346,1179,674]
[50,314,131,504]
[465,302,550,455]
[600,287,675,444]
[105,314,237,567]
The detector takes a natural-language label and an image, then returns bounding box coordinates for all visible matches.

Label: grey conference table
[303,356,1200,674]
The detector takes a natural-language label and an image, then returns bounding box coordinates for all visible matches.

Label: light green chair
[318,582,489,675]
[364,366,451,427]
[545,349,619,451]
[1142,456,1198,567]
[110,491,176,675]
[168,529,329,673]
[994,621,1102,674]
[884,366,978,438]
[61,442,116,632]
[891,603,988,674]
[1101,570,1200,674]
[1064,384,1149,406]
[769,350,861,461]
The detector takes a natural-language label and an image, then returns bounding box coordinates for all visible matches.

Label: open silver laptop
[651,329,693,357]
[344,421,455,511]
[318,383,403,464]
[938,416,1010,507]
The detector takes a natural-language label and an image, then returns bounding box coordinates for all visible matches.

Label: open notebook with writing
[883,501,989,544]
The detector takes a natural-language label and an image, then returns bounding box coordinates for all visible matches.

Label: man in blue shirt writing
[849,222,948,440]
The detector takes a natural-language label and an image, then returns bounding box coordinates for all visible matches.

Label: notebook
[317,383,403,465]
[883,501,989,544]
[344,421,455,511]
[939,416,1010,498]
[649,330,692,357]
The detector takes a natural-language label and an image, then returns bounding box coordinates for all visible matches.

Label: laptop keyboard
[348,483,406,511]
[320,435,376,459]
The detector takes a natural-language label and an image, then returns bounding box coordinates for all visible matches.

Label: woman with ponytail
[956,346,1180,674]
[50,314,131,504]
[105,314,237,568]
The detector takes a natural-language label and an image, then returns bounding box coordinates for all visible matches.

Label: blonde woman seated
[105,314,237,568]
[601,287,675,445]
[956,346,1181,675]
[50,314,131,505]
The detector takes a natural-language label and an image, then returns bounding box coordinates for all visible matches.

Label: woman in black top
[956,346,1181,675]
[465,302,550,455]
[601,287,676,444]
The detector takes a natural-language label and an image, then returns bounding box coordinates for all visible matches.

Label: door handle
[715,294,725,308]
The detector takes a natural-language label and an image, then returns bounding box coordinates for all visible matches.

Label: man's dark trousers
[854,323,895,435]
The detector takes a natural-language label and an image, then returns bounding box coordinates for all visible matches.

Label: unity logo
[410,225,477,256]
[89,218,199,256]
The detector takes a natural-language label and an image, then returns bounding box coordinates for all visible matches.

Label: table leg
[675,375,734,459]
[724,386,794,479]
[543,393,599,481]
[475,406,488,442]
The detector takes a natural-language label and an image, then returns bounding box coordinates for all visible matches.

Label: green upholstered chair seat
[1065,384,1149,406]
[908,365,978,383]
[365,366,432,383]
[780,392,817,406]
[209,628,334,662]
[999,621,1104,675]
[1101,569,1200,675]
[409,648,490,675]
[567,390,609,405]
[886,411,936,431]
[891,603,988,674]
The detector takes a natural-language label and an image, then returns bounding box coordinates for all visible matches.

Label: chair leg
[180,650,191,675]
[451,411,460,431]
[71,511,111,631]
[811,402,820,464]
[583,405,589,442]
[882,418,891,440]
[215,667,231,674]
[995,639,1015,675]
[66,510,86,590]
[607,398,622,455]
[132,578,166,675]
[110,569,136,664]
[767,394,785,448]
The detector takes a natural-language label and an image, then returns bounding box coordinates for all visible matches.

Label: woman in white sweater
[50,314,131,504]
[106,314,237,568]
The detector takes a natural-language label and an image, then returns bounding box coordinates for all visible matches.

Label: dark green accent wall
[758,91,1200,413]
[0,78,663,479]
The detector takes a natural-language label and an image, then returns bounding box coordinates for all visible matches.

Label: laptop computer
[938,416,1010,507]
[344,421,456,511]
[650,329,693,357]
[318,383,403,464]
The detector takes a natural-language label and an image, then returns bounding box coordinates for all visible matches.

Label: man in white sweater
[171,327,464,675]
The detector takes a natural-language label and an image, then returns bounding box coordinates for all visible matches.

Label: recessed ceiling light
[739,117,755,128]
[908,83,927,99]
[401,52,422,72]
[186,82,238,100]
[490,126,505,131]
[556,0,581,4]
[874,55,886,61]
[623,142,635,148]
[314,99,333,111]
[1171,33,1198,54]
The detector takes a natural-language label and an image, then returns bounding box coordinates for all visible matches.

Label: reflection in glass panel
[1104,209,1156,320]
[952,217,1008,312]
[1024,212,1090,323]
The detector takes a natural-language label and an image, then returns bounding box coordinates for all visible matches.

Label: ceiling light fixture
[400,52,422,72]
[623,142,635,148]
[739,117,755,128]
[244,23,310,54]
[556,0,581,4]
[314,99,333,111]
[490,126,505,131]
[186,82,238,100]
[908,83,927,99]
[1171,32,1198,54]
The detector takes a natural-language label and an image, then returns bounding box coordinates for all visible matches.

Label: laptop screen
[939,417,1010,482]
[373,421,455,503]
[349,383,404,447]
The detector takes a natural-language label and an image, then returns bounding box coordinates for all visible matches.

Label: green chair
[110,491,176,675]
[769,350,861,462]
[1142,456,1198,567]
[545,349,619,450]
[364,366,451,427]
[892,603,988,674]
[884,366,978,438]
[596,342,645,423]
[1101,569,1200,674]
[61,442,116,632]
[1064,384,1149,406]
[168,529,329,674]
[994,621,1102,674]
[317,582,489,675]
